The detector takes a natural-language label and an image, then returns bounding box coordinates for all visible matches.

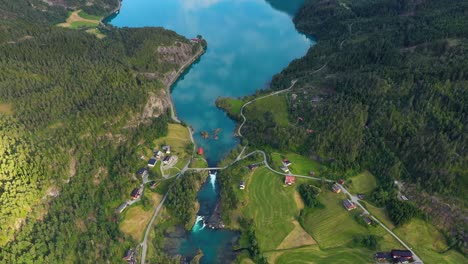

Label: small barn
[332,184,341,193]
[343,199,356,211]
[198,147,204,155]
[285,175,295,185]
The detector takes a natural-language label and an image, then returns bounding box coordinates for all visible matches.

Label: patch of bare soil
[277,220,316,250]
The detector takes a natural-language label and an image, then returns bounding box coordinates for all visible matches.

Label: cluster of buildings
[376,250,413,263]
[149,145,174,167]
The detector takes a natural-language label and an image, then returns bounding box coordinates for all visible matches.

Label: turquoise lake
[110,0,313,263]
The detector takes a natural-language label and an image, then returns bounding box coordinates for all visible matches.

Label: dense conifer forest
[0,0,194,262]
[239,0,467,254]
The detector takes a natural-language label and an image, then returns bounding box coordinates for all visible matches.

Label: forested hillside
[240,0,467,253]
[0,0,197,262]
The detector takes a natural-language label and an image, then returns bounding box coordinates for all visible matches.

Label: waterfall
[209,171,217,190]
[192,215,204,232]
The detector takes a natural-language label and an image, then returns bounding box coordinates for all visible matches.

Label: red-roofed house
[285,175,295,185]
[198,147,204,155]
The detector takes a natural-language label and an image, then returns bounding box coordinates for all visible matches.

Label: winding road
[138,78,424,263]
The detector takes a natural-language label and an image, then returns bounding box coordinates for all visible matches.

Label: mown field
[244,95,289,126]
[243,168,298,251]
[119,191,162,241]
[239,166,401,264]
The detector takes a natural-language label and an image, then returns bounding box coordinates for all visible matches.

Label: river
[110,0,313,263]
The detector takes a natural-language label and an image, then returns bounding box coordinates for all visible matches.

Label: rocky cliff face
[157,41,195,87]
[130,41,198,125]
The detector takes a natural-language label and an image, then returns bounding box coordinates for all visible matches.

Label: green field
[270,245,374,264]
[243,168,298,250]
[393,219,466,264]
[245,95,289,126]
[271,152,321,176]
[154,124,192,155]
[190,158,208,168]
[347,171,377,196]
[217,97,245,117]
[361,201,395,229]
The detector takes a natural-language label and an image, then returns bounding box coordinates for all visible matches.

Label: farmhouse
[375,252,391,262]
[285,175,295,185]
[338,179,344,185]
[282,159,292,166]
[391,249,413,262]
[162,145,171,154]
[154,150,163,159]
[343,199,356,211]
[239,181,245,190]
[362,216,372,225]
[332,183,341,193]
[115,202,128,214]
[280,166,290,173]
[163,155,174,165]
[147,158,157,168]
[131,188,142,200]
[137,168,149,177]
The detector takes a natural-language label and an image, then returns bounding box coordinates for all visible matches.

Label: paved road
[140,193,168,264]
[339,184,423,263]
[139,69,425,263]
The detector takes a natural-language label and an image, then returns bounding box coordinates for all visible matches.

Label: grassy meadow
[393,219,466,264]
[119,191,162,241]
[347,171,377,196]
[245,95,290,126]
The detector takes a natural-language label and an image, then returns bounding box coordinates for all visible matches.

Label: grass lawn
[271,152,321,176]
[217,98,245,117]
[190,158,208,168]
[361,201,395,229]
[245,95,289,126]
[154,124,192,157]
[393,219,466,264]
[243,167,298,251]
[347,171,377,196]
[269,245,374,264]
[0,103,12,115]
[119,192,162,241]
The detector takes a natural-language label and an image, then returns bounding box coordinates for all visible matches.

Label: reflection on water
[111,0,313,263]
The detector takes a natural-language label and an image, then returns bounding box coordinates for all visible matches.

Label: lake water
[110,0,313,263]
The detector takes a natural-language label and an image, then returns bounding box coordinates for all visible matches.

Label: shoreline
[166,45,206,123]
